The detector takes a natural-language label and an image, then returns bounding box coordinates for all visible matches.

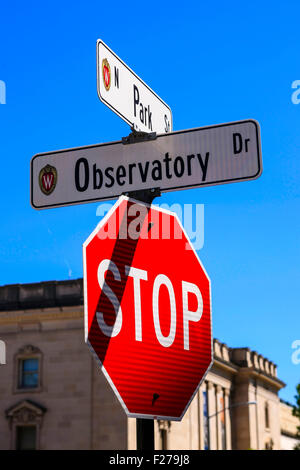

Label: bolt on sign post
[83,196,213,422]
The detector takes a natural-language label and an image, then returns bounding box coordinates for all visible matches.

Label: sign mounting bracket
[122,126,157,145]
[122,128,160,203]
[123,187,161,204]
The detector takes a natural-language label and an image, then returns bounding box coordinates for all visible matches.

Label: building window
[14,345,42,393]
[6,399,46,450]
[265,438,273,450]
[161,429,167,450]
[158,421,170,450]
[19,359,39,389]
[16,425,37,450]
[265,402,270,429]
[220,391,226,450]
[203,386,210,450]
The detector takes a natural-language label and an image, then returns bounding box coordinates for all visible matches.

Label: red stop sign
[83,196,212,420]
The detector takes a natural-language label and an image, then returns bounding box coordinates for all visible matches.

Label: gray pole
[124,186,160,452]
[122,128,161,451]
[136,418,155,450]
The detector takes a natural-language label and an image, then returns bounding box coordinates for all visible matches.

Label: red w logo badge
[102,58,111,91]
[39,165,57,195]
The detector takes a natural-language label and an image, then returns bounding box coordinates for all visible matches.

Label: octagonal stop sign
[83,196,212,420]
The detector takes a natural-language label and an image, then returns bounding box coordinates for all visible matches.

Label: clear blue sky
[0,1,299,404]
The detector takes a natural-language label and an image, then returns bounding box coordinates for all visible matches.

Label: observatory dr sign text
[31,119,261,210]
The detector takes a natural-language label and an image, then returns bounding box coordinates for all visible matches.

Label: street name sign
[31,119,262,210]
[97,39,173,134]
[83,196,212,420]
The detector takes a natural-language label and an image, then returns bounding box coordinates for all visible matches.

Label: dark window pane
[23,359,38,372]
[220,394,226,450]
[265,403,270,428]
[19,359,39,388]
[16,426,37,450]
[203,389,210,450]
[161,429,167,450]
[22,372,38,388]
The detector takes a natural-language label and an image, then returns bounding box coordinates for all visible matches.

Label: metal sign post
[123,138,160,450]
[125,181,159,452]
[137,418,155,451]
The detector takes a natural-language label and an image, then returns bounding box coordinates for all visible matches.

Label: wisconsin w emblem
[102,58,111,91]
[39,164,57,195]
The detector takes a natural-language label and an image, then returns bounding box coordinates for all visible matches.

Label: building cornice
[281,429,299,439]
[213,357,239,375]
[238,367,285,390]
[0,279,83,311]
[0,305,83,325]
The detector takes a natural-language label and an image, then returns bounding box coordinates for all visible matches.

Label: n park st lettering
[133,84,170,132]
[106,63,164,132]
[74,152,210,192]
[133,82,170,133]
[105,63,120,90]
[104,61,153,132]
[133,84,153,131]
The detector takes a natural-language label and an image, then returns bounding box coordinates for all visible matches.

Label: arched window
[6,399,46,450]
[158,421,170,450]
[264,402,270,429]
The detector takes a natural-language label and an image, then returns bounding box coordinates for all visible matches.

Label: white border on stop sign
[82,195,213,421]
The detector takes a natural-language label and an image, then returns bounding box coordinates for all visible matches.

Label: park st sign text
[97,40,172,134]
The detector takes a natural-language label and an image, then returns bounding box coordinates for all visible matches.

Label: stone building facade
[0,279,296,450]
[280,400,299,450]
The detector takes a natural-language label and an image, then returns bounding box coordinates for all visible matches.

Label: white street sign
[97,39,173,134]
[31,119,262,210]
